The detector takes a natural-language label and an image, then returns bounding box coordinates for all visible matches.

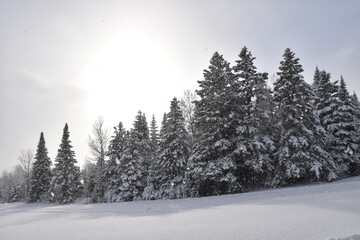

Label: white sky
[1,0,360,171]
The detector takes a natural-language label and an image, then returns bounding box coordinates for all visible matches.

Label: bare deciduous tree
[17,148,34,199]
[0,166,26,202]
[88,117,110,168]
[179,90,197,137]
[87,116,110,202]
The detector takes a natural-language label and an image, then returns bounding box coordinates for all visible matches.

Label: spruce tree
[103,122,128,202]
[187,52,238,197]
[52,124,82,204]
[29,132,52,202]
[273,48,331,185]
[232,47,275,189]
[351,92,360,109]
[145,98,191,199]
[159,113,168,140]
[143,113,167,200]
[81,160,97,200]
[142,157,162,200]
[118,112,152,201]
[313,69,332,120]
[150,114,159,148]
[351,92,360,176]
[351,92,360,138]
[149,114,160,160]
[312,69,339,180]
[313,66,321,88]
[328,77,360,176]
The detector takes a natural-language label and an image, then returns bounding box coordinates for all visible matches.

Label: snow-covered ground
[1,177,360,240]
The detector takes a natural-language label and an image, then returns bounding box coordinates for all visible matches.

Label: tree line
[1,47,360,204]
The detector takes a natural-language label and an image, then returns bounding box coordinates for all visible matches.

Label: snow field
[1,176,360,240]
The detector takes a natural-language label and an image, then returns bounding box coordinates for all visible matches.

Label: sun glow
[82,25,181,128]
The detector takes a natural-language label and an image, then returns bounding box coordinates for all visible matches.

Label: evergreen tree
[145,98,191,199]
[118,112,152,201]
[81,160,97,200]
[143,113,167,200]
[351,92,360,175]
[150,114,159,152]
[29,132,52,202]
[312,66,322,108]
[159,113,168,140]
[313,69,333,119]
[232,46,275,189]
[273,48,331,185]
[142,158,162,200]
[158,98,190,175]
[351,92,360,135]
[103,122,128,202]
[312,69,339,180]
[313,66,321,88]
[351,92,360,108]
[328,77,360,176]
[187,52,238,197]
[52,124,82,204]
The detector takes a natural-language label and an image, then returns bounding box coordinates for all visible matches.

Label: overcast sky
[1,0,360,171]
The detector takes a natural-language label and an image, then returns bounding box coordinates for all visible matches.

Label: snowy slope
[1,177,360,240]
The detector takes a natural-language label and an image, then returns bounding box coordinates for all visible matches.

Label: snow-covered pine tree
[273,48,332,186]
[29,132,52,202]
[186,52,238,197]
[103,122,128,202]
[52,124,82,204]
[351,92,360,176]
[81,160,97,200]
[232,46,275,189]
[142,159,161,200]
[351,92,360,135]
[150,114,159,152]
[159,98,190,176]
[143,113,168,200]
[313,68,328,108]
[351,92,360,117]
[328,77,360,176]
[146,97,191,199]
[313,66,321,88]
[159,113,168,140]
[312,66,322,107]
[312,70,340,131]
[351,92,360,109]
[118,112,152,201]
[312,69,339,180]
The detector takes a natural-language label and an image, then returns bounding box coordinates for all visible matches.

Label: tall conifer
[329,77,360,176]
[233,47,275,189]
[187,52,238,196]
[53,124,82,204]
[118,112,152,201]
[103,122,127,202]
[147,98,190,199]
[273,49,331,185]
[29,132,52,202]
